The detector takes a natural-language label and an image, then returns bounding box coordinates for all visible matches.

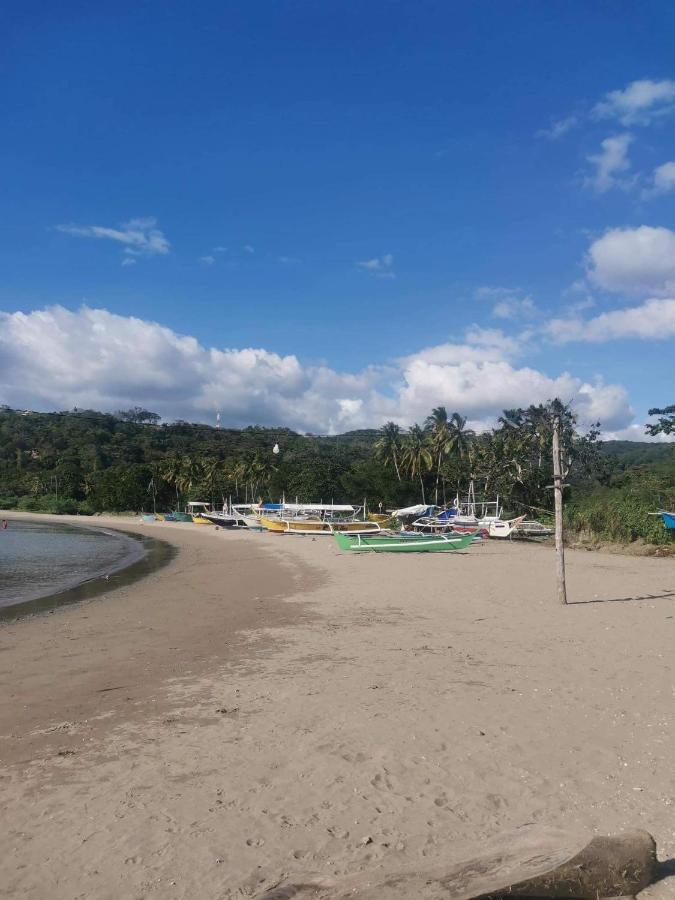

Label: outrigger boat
[403,484,528,539]
[260,503,381,536]
[649,509,675,530]
[334,531,473,553]
[187,501,213,524]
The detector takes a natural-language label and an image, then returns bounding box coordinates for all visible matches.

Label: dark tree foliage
[646,405,675,436]
[0,405,672,545]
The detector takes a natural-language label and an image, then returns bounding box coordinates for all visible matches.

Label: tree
[425,407,452,504]
[374,422,403,481]
[402,424,432,504]
[646,405,675,436]
[117,407,161,425]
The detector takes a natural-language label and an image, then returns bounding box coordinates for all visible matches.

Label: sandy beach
[1,515,675,898]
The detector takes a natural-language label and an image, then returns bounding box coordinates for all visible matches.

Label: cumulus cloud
[644,160,675,197]
[586,225,675,295]
[0,305,637,435]
[199,255,215,265]
[584,133,633,192]
[357,254,395,278]
[592,78,675,126]
[56,217,170,262]
[545,298,675,343]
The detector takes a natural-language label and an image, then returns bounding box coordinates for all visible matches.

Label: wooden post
[552,415,567,605]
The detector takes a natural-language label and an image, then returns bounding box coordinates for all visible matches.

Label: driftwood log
[258,827,657,899]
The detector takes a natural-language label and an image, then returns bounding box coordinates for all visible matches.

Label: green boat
[334,530,473,553]
[171,510,193,522]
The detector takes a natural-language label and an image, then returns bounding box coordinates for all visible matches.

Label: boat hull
[334,531,473,552]
[260,516,381,535]
[661,511,675,530]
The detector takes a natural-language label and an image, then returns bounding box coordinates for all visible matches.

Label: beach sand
[1,514,675,898]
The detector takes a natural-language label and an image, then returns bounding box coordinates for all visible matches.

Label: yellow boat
[187,501,214,524]
[259,515,380,536]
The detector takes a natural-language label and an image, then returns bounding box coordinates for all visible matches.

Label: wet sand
[1,516,675,897]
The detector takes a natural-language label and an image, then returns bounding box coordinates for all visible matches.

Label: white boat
[259,502,381,536]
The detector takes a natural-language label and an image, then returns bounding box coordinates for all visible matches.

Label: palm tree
[447,413,475,466]
[425,406,452,504]
[402,424,432,504]
[162,454,185,508]
[200,457,223,507]
[374,421,403,481]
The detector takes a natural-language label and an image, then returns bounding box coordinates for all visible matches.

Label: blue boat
[659,511,675,530]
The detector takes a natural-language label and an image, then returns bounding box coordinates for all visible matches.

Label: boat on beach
[650,509,675,530]
[259,503,381,535]
[334,530,473,552]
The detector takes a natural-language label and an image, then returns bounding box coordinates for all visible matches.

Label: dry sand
[1,514,675,898]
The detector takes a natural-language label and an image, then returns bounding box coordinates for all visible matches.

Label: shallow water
[0,518,148,611]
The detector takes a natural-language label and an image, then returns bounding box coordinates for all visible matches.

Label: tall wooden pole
[552,414,567,605]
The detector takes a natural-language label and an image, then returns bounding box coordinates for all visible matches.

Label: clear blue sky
[1,1,674,435]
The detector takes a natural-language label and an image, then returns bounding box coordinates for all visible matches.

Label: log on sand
[258,827,657,899]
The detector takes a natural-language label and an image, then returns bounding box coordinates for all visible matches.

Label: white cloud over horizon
[0,304,651,439]
[546,297,675,343]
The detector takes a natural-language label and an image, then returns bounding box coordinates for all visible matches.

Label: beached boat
[334,531,473,553]
[651,510,675,530]
[260,515,381,535]
[187,501,214,524]
[259,502,381,535]
[171,511,192,522]
[661,511,675,530]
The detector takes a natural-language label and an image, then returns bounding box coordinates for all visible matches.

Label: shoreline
[0,513,177,621]
[1,519,674,897]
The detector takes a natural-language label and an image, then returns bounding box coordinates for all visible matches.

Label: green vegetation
[0,403,673,545]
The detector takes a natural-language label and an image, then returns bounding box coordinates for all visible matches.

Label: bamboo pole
[552,414,567,605]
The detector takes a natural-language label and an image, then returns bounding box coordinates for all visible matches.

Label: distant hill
[601,440,675,467]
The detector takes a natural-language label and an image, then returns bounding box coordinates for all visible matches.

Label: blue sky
[1,1,674,436]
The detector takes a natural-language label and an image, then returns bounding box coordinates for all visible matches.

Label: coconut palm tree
[425,406,453,504]
[402,424,432,504]
[374,421,403,481]
[447,413,475,465]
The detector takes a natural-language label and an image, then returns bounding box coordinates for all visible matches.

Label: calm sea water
[0,518,147,610]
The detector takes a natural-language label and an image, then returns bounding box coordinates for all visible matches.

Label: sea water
[0,518,147,610]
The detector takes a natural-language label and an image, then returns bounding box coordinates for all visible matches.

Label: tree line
[0,403,672,543]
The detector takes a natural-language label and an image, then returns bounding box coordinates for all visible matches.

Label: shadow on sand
[569,589,675,606]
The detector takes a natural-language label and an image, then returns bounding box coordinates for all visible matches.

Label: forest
[0,402,673,545]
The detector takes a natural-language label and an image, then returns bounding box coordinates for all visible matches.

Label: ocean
[0,518,148,613]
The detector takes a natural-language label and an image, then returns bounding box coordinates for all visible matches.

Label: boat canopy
[260,502,356,513]
[392,504,436,518]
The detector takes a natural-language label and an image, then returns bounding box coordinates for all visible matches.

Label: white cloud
[213,246,228,253]
[593,78,675,126]
[56,217,170,260]
[536,115,578,140]
[475,286,537,320]
[645,160,675,197]
[584,133,633,192]
[357,253,395,278]
[277,255,302,264]
[200,255,215,265]
[0,305,639,436]
[243,244,255,254]
[546,297,675,343]
[586,225,675,295]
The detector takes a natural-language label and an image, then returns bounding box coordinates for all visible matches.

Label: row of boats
[140,489,556,552]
